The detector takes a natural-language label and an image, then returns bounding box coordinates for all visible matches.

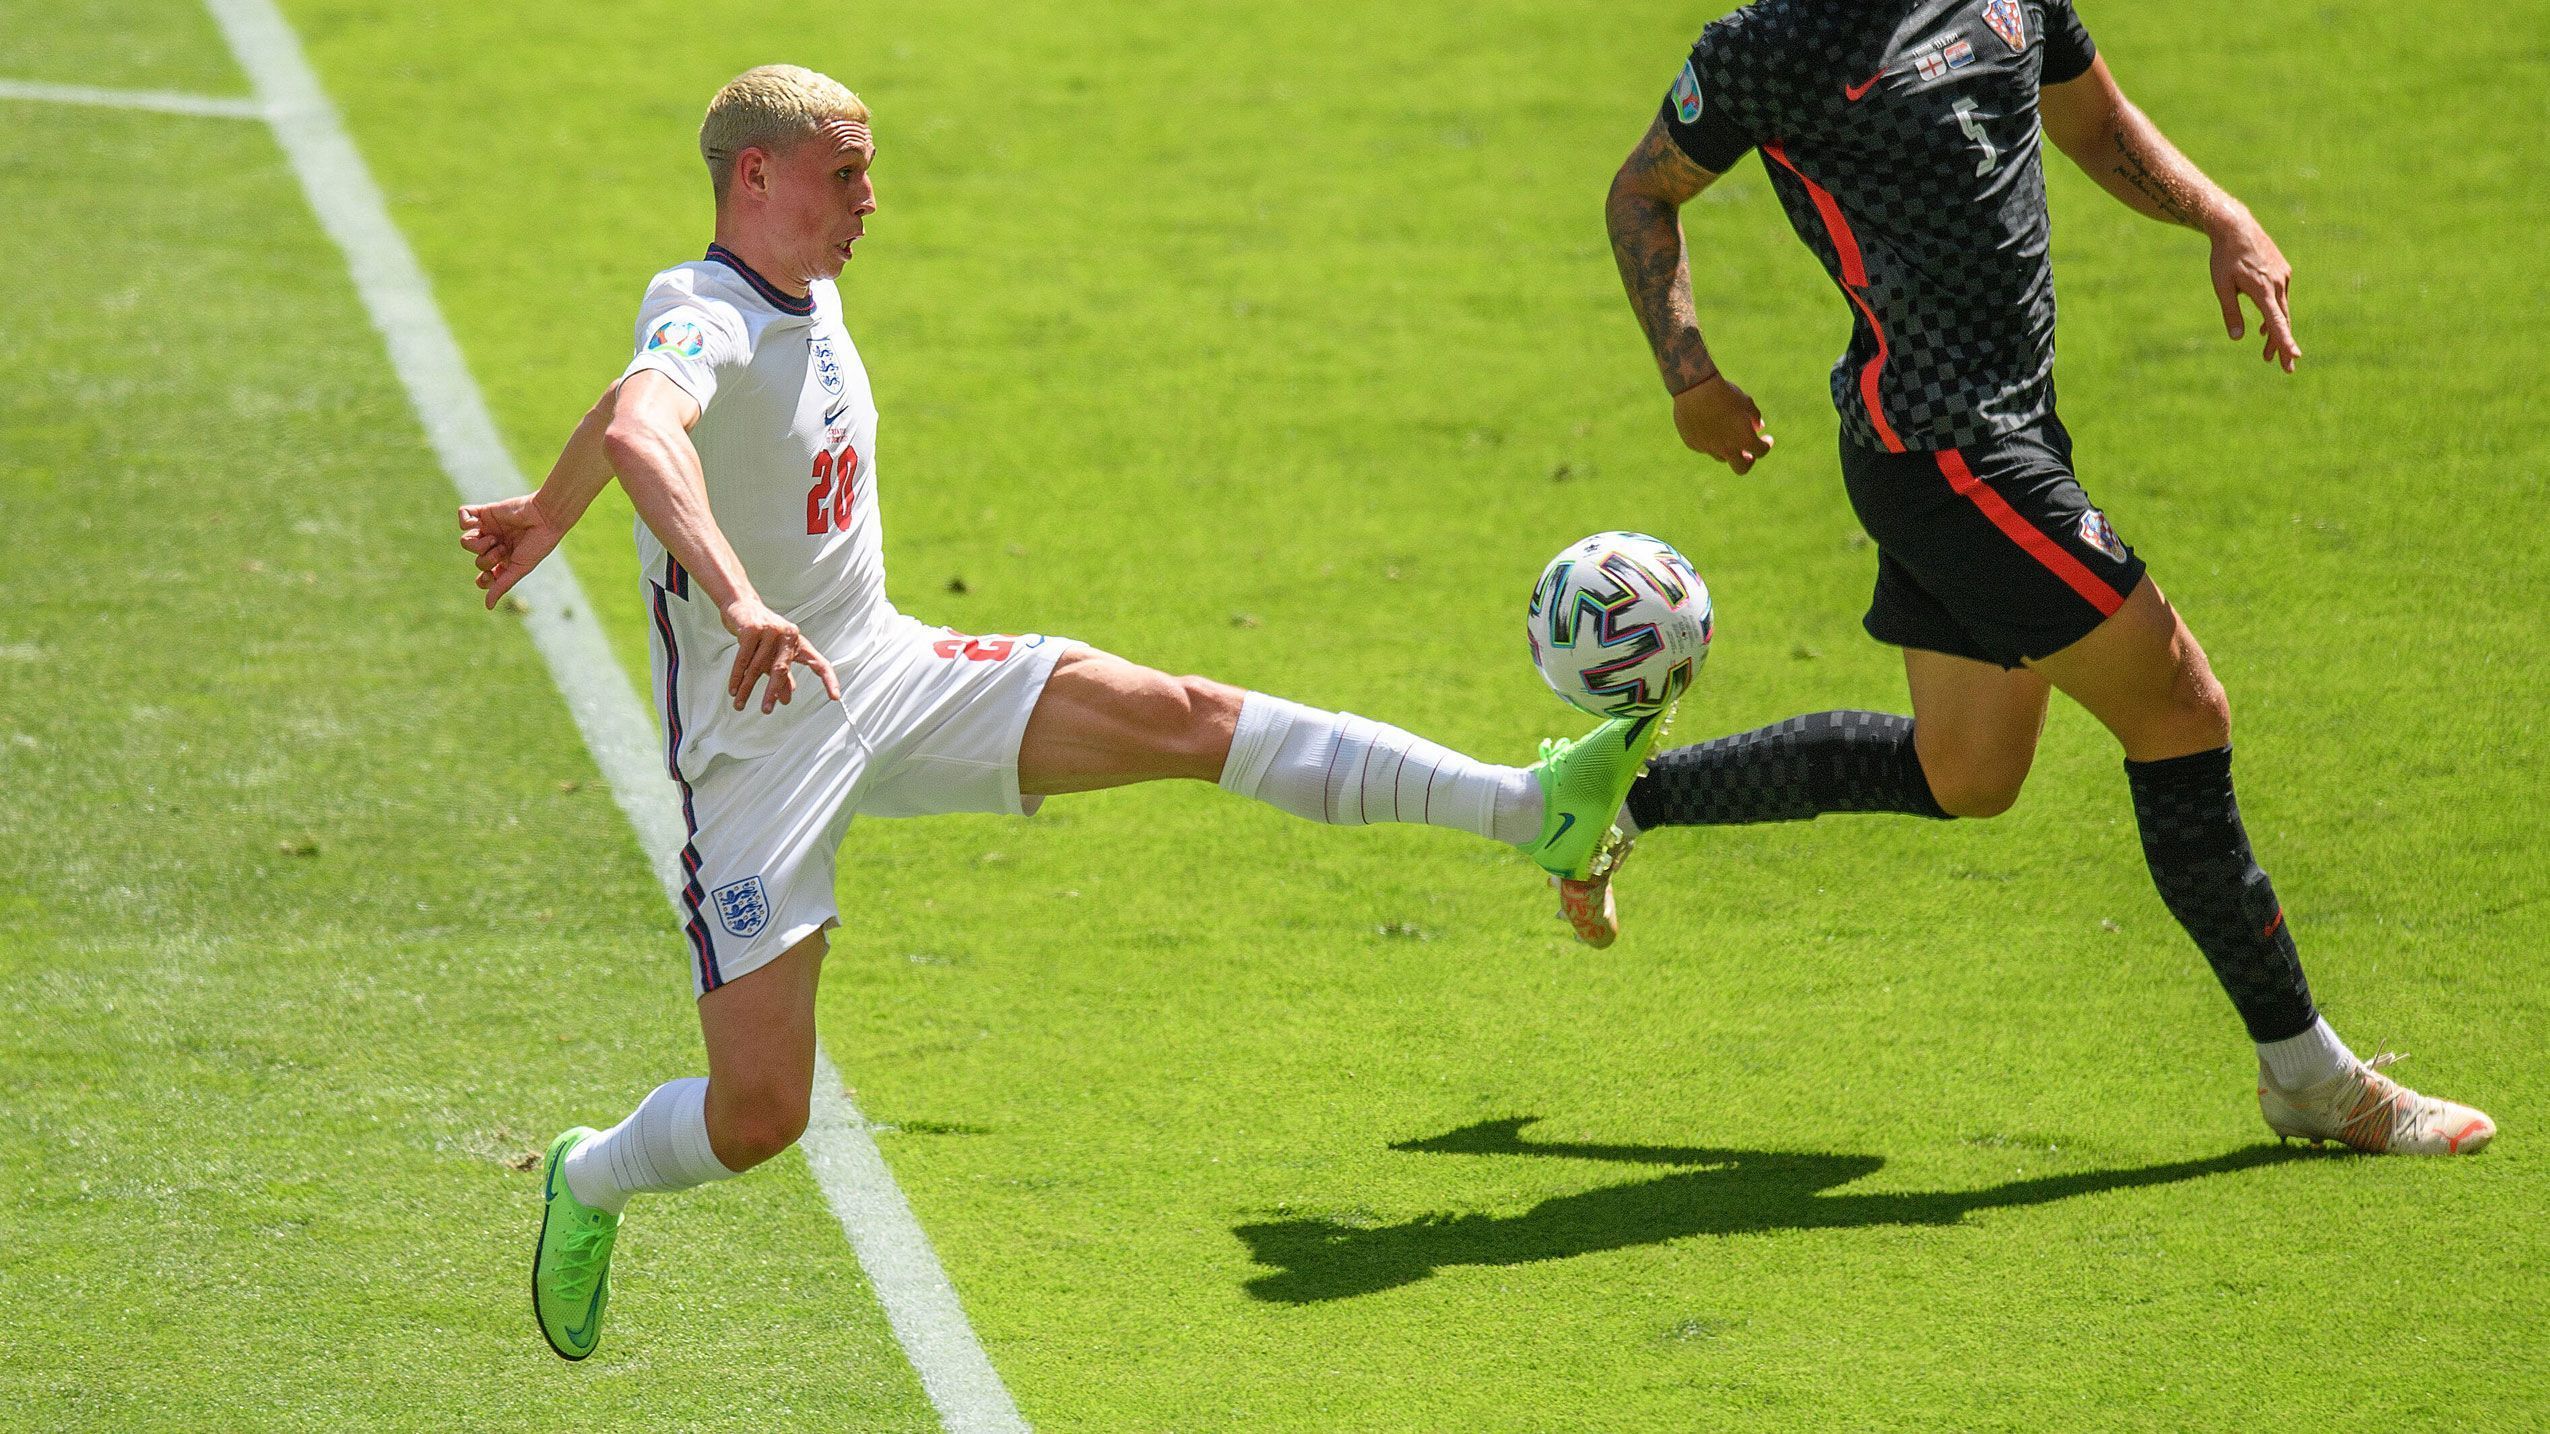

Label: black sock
[1625,710,1950,828]
[2125,746,2317,1043]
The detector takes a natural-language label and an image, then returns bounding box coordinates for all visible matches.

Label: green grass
[4,0,2547,1428]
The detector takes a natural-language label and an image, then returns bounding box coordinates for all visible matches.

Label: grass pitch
[4,0,2546,1428]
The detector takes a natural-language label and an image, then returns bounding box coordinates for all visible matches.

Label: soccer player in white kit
[458,65,1665,1360]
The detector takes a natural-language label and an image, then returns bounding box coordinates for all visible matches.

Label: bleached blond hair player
[461,64,1669,1361]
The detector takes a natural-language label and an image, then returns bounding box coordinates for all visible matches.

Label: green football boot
[532,1126,621,1361]
[1521,707,1672,881]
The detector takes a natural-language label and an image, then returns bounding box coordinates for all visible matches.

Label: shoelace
[552,1217,615,1293]
[2338,1052,2418,1148]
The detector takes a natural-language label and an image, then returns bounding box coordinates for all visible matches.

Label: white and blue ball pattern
[1527,531,1712,718]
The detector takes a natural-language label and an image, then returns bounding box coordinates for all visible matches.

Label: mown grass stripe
[0,75,265,119]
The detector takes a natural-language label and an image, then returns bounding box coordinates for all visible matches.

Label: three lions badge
[713,877,770,939]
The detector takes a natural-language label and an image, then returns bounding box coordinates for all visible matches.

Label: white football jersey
[620,245,887,770]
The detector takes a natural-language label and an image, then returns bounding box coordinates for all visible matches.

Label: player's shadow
[1235,1116,2303,1304]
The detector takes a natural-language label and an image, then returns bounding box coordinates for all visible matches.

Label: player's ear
[736,146,772,200]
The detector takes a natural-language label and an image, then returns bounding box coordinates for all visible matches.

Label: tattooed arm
[2043,56,2300,371]
[1606,116,1775,472]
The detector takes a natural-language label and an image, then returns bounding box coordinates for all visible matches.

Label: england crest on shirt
[1980,0,2027,53]
[713,876,770,938]
[809,334,844,397]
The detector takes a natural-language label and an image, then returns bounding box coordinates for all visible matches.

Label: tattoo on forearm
[2108,127,2204,228]
[1607,126,1718,393]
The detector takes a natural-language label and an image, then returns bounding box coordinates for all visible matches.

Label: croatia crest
[712,876,770,939]
[810,334,844,396]
[1980,0,2026,53]
[1671,60,1703,124]
[2077,509,2128,563]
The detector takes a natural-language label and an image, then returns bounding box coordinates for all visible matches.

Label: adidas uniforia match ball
[1527,531,1712,717]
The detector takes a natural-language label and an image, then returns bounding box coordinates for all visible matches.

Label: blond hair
[699,65,868,203]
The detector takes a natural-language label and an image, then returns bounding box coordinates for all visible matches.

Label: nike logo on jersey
[1843,69,1887,101]
[823,397,852,425]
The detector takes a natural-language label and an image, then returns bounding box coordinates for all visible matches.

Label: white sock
[2258,1016,2356,1091]
[562,1077,736,1214]
[1219,693,1543,846]
[1615,802,1643,841]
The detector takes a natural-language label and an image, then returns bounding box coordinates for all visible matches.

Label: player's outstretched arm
[605,371,842,714]
[1605,116,1773,473]
[458,385,622,608]
[2042,57,2300,372]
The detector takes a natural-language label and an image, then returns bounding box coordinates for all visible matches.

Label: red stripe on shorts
[1934,448,2124,617]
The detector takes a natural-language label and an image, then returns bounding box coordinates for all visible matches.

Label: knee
[714,1087,810,1171]
[1912,730,2034,820]
[2129,659,2232,758]
[2185,671,2232,748]
[1924,766,2027,820]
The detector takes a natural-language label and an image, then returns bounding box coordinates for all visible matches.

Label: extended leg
[1018,649,1658,879]
[1018,649,1541,840]
[1553,649,2047,947]
[1618,648,2046,834]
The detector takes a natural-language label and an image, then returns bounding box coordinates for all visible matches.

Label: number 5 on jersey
[804,443,860,534]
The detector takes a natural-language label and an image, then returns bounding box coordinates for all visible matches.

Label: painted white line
[195,2,1029,1428]
[0,76,264,119]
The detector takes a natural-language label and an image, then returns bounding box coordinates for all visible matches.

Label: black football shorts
[1840,412,2145,669]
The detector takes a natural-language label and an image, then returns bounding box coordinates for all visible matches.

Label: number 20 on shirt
[805,444,859,534]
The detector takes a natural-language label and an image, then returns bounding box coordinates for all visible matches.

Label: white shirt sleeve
[620,283,748,411]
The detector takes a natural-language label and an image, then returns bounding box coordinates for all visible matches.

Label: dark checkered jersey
[1660,0,2099,452]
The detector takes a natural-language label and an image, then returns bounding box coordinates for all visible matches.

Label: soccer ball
[1527,531,1712,717]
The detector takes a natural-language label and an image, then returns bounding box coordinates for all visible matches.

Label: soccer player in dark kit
[1583,0,2493,1154]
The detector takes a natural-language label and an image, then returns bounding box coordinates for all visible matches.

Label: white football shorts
[646,608,1078,995]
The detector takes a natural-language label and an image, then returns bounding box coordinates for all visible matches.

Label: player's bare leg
[2032,578,2493,1154]
[1017,651,1243,791]
[1901,648,2049,818]
[697,931,826,1171]
[1017,649,1654,880]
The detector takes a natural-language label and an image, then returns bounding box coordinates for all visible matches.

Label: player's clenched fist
[1671,374,1775,475]
[719,594,843,713]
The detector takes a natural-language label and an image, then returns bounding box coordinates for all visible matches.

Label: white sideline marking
[0,76,264,119]
[196,2,1028,1428]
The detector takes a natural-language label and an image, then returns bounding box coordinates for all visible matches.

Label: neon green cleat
[1521,707,1671,881]
[532,1126,621,1361]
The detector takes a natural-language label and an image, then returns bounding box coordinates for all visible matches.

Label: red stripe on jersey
[1762,144,1904,452]
[1765,144,1868,285]
[1935,449,2125,617]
